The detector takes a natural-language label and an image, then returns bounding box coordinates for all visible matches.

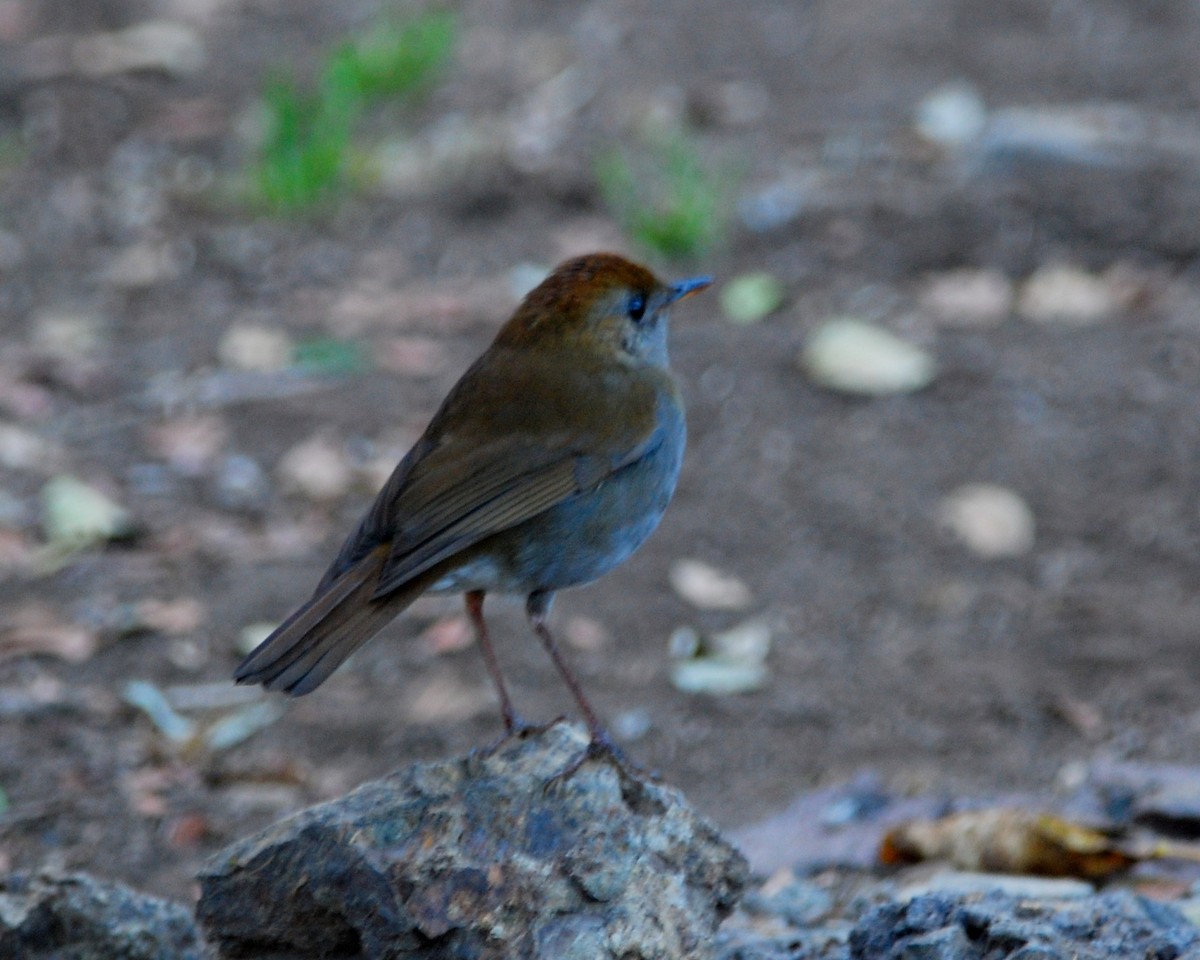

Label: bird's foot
[476,713,567,759]
[544,729,658,798]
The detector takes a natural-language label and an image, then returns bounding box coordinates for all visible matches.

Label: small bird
[235,252,711,766]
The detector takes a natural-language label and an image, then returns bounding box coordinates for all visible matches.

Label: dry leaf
[377,335,452,377]
[136,597,205,635]
[406,673,490,723]
[0,604,97,663]
[419,615,474,655]
[144,415,228,475]
[880,808,1135,879]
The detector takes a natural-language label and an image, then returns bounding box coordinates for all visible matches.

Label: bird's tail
[234,547,430,696]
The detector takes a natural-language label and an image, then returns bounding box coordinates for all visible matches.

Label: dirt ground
[3,0,1200,904]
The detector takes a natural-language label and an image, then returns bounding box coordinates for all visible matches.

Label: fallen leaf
[135,598,205,635]
[41,474,132,550]
[564,616,610,652]
[377,335,452,377]
[166,812,209,849]
[144,415,228,475]
[0,604,97,663]
[419,615,474,655]
[880,809,1136,879]
[406,673,490,723]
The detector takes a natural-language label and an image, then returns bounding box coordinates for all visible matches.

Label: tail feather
[234,547,429,695]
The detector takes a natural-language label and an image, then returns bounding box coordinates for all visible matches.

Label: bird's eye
[627,293,646,323]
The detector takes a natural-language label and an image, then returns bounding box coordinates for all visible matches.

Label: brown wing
[317,346,669,601]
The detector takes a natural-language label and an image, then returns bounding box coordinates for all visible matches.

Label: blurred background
[1,0,1199,900]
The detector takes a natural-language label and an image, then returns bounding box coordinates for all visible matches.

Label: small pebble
[920,269,1014,327]
[212,453,270,513]
[914,82,988,147]
[612,708,652,742]
[802,317,936,396]
[277,435,353,502]
[101,242,178,289]
[0,423,59,472]
[738,174,817,232]
[938,483,1035,558]
[237,622,276,656]
[217,322,293,373]
[1019,265,1116,326]
[720,272,785,325]
[669,559,753,611]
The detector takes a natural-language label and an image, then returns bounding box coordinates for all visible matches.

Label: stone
[0,870,202,960]
[847,890,1199,960]
[197,722,747,959]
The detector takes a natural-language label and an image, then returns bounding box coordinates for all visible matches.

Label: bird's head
[496,253,711,367]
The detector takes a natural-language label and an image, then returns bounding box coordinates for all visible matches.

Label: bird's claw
[477,714,567,759]
[543,730,657,797]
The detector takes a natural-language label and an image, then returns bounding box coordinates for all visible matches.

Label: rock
[197,722,747,959]
[847,889,1199,960]
[0,870,202,960]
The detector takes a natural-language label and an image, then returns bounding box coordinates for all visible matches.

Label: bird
[234,252,711,768]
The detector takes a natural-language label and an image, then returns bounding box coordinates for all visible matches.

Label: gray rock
[0,870,203,960]
[197,722,747,959]
[847,889,1199,960]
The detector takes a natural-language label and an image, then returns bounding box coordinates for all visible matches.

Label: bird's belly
[430,431,684,596]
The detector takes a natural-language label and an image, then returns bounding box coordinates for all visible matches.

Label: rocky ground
[2,0,1200,938]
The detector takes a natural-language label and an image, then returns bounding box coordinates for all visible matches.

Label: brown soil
[2,0,1200,902]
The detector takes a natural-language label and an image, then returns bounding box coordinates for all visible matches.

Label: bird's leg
[466,591,558,751]
[526,591,653,788]
[465,591,523,735]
